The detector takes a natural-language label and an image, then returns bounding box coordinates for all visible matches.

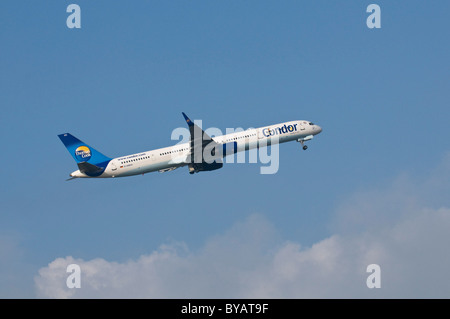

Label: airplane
[58,113,322,179]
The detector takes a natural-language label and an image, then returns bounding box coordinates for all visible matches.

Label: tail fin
[58,133,111,167]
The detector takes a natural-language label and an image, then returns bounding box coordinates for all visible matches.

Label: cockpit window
[309,122,314,125]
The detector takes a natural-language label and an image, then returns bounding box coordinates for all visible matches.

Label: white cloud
[35,156,450,298]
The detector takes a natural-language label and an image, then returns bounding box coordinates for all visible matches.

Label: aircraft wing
[182,112,223,173]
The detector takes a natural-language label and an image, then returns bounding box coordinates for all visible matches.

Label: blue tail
[58,133,111,172]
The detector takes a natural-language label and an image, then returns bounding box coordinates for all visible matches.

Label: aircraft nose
[315,125,322,134]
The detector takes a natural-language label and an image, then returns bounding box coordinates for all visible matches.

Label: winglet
[182,112,194,127]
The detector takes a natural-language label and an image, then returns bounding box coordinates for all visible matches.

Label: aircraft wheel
[303,145,308,150]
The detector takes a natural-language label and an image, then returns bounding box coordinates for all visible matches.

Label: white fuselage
[70,120,322,178]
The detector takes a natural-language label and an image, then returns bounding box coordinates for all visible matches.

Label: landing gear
[297,135,314,151]
[299,140,308,151]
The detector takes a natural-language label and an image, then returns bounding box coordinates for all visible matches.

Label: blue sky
[1,1,449,298]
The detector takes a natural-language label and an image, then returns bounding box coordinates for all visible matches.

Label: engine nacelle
[188,162,223,174]
[200,162,223,171]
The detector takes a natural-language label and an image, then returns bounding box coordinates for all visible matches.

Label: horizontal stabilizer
[77,162,104,175]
